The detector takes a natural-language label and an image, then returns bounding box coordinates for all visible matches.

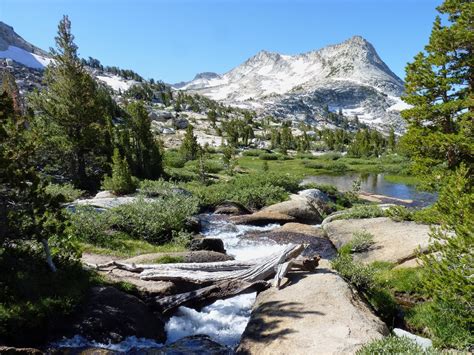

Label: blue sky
[1,0,440,83]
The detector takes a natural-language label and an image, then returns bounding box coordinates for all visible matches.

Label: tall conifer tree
[401,0,473,179]
[30,16,111,190]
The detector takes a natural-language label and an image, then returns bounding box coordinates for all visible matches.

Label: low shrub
[331,254,375,292]
[357,336,438,355]
[385,205,415,222]
[185,172,299,209]
[165,167,199,182]
[412,206,442,225]
[185,159,224,174]
[69,206,112,246]
[406,301,473,350]
[303,161,325,169]
[379,154,409,165]
[277,154,293,160]
[242,149,267,157]
[139,179,177,197]
[110,196,199,243]
[204,160,225,174]
[295,152,316,160]
[326,161,348,173]
[44,183,84,202]
[259,153,278,160]
[164,150,187,168]
[318,152,342,160]
[342,158,378,166]
[340,230,375,254]
[386,205,442,225]
[332,254,399,325]
[70,195,199,246]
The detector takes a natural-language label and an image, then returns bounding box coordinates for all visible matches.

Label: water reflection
[302,173,437,207]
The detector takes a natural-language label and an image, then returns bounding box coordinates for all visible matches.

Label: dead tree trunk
[140,244,304,283]
[155,279,269,314]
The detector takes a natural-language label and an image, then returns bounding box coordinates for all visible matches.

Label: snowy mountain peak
[344,35,371,46]
[180,36,407,130]
[193,72,221,81]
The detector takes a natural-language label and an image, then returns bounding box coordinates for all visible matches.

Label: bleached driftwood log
[84,244,318,312]
[155,279,269,314]
[92,259,256,273]
[140,244,304,283]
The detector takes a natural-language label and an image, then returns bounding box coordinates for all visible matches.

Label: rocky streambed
[48,189,433,354]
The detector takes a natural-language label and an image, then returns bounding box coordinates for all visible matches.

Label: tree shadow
[237,294,325,351]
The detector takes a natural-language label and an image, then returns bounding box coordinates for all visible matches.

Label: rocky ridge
[176,36,410,131]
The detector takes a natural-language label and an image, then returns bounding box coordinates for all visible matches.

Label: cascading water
[164,214,284,347]
[53,214,285,351]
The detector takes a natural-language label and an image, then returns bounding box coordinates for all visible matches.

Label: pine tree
[387,127,397,152]
[30,16,111,190]
[1,70,22,114]
[207,109,217,127]
[280,124,294,155]
[401,0,473,180]
[420,165,473,348]
[102,148,136,195]
[1,90,67,272]
[125,100,163,179]
[222,144,236,176]
[270,129,281,149]
[180,124,200,161]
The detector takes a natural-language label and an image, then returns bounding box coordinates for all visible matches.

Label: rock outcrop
[261,195,323,224]
[243,223,336,260]
[237,267,388,354]
[232,191,328,226]
[214,201,251,216]
[190,237,226,254]
[65,286,166,344]
[231,211,297,226]
[324,217,431,264]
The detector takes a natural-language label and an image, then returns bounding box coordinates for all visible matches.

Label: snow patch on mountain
[96,74,138,92]
[0,45,52,69]
[179,36,407,130]
[387,96,412,112]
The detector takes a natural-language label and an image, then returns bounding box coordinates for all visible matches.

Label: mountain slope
[0,21,52,69]
[0,22,139,93]
[176,36,409,130]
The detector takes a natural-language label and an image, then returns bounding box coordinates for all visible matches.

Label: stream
[53,176,435,352]
[164,215,283,348]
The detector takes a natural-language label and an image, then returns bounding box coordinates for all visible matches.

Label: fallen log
[141,244,304,283]
[100,259,257,273]
[155,279,269,314]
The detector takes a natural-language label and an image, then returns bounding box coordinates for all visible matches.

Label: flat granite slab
[237,263,388,355]
[324,217,431,265]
